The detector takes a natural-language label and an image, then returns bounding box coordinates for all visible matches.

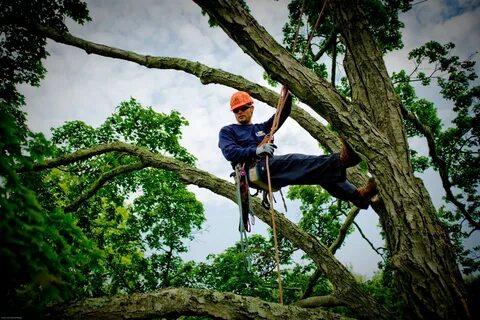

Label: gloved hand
[256,143,277,157]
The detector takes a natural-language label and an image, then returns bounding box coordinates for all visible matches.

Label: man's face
[233,104,254,125]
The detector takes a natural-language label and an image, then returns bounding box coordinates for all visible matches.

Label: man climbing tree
[219,90,378,209]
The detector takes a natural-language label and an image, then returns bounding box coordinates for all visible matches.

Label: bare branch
[330,206,361,254]
[352,220,385,259]
[313,29,338,62]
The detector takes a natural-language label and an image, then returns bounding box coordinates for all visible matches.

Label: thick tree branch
[25,13,392,318]
[28,23,338,148]
[192,0,397,173]
[193,0,356,123]
[47,288,353,320]
[400,105,479,230]
[331,32,338,84]
[20,0,470,318]
[64,162,146,212]
[295,295,343,308]
[29,141,393,319]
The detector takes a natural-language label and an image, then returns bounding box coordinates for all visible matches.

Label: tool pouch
[248,162,279,192]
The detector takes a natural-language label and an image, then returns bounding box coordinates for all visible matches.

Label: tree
[21,99,205,300]
[192,1,473,319]
[3,0,478,319]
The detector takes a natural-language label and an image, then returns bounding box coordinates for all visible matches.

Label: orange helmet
[230,91,253,111]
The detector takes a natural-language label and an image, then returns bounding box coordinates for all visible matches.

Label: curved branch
[330,206,361,253]
[400,105,479,230]
[30,5,381,148]
[64,162,146,212]
[47,288,353,320]
[28,141,392,319]
[313,29,338,62]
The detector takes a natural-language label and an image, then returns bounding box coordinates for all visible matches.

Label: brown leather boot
[339,138,361,168]
[350,178,378,209]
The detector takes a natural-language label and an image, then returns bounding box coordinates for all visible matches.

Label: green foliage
[362,0,412,52]
[53,99,200,290]
[0,0,90,104]
[185,233,325,304]
[361,271,405,316]
[287,185,351,247]
[282,264,332,302]
[6,98,204,313]
[1,100,102,315]
[3,0,477,316]
[198,236,279,300]
[281,0,411,83]
[282,0,332,78]
[1,3,94,311]
[336,77,352,98]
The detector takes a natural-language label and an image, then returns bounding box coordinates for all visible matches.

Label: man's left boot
[339,138,361,168]
[350,178,378,209]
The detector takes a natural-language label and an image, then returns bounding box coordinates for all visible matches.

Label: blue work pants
[251,153,357,201]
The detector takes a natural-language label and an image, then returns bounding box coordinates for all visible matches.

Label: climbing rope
[264,0,328,304]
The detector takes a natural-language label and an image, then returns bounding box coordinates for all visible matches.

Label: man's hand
[256,143,277,157]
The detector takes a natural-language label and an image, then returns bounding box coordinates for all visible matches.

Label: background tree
[0,0,96,314]
[22,98,204,300]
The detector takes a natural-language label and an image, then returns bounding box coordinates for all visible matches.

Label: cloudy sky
[20,0,479,278]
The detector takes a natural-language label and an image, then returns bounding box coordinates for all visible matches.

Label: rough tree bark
[47,288,353,320]
[193,1,471,319]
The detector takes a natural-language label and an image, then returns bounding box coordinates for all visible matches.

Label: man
[218,91,377,209]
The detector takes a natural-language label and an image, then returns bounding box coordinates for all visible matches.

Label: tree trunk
[334,1,471,319]
[193,0,471,319]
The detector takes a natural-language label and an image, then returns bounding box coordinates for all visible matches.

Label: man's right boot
[350,178,378,209]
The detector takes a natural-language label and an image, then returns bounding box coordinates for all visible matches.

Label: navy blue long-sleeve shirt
[218,95,292,167]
